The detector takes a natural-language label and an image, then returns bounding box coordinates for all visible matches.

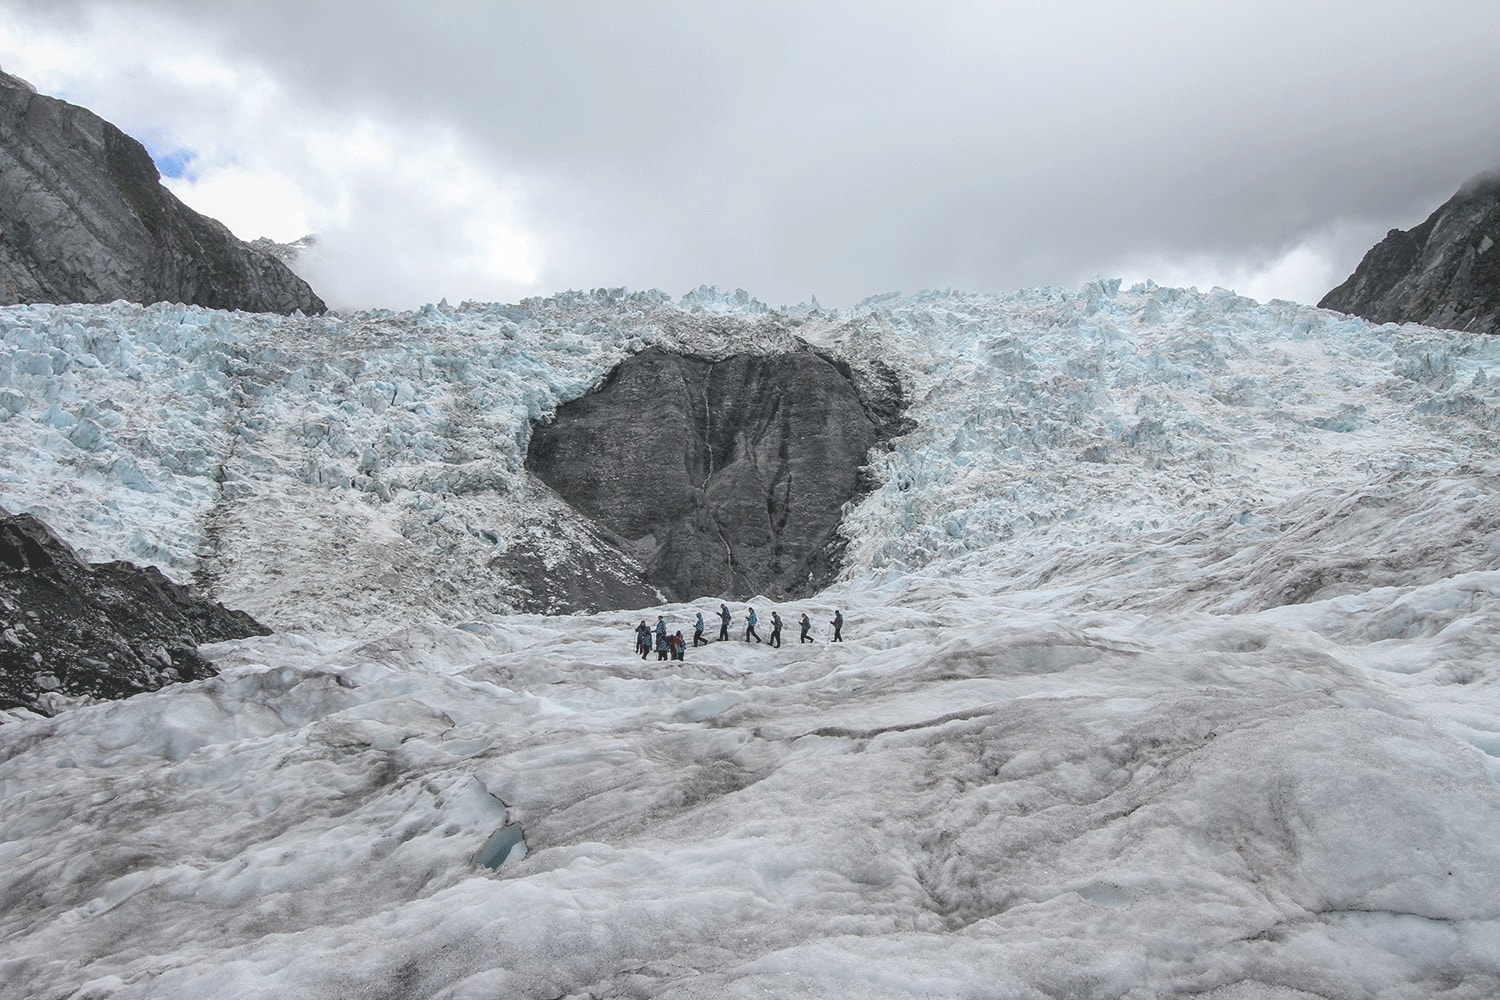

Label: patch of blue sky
[143,139,197,180]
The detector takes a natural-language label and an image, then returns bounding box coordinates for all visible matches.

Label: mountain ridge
[1320,171,1500,334]
[0,68,325,315]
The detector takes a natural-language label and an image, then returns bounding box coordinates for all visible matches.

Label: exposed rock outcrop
[527,346,911,604]
[490,478,666,615]
[247,234,317,268]
[0,506,270,715]
[0,69,325,315]
[1320,172,1500,334]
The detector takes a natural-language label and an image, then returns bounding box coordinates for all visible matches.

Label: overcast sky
[2,1,1498,312]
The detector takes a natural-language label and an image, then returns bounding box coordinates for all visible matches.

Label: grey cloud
[7,0,1500,306]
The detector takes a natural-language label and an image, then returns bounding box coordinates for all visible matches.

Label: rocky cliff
[0,506,269,715]
[0,69,325,315]
[527,346,911,603]
[1320,172,1500,334]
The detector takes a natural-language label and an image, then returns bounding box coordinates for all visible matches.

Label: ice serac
[1320,171,1500,334]
[0,506,269,714]
[526,345,911,603]
[0,69,325,316]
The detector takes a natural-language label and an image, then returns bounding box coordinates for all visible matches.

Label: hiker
[718,603,732,641]
[693,611,708,647]
[672,631,686,661]
[769,610,783,648]
[799,612,813,643]
[655,616,670,661]
[635,620,651,659]
[830,609,844,642]
[744,606,761,643]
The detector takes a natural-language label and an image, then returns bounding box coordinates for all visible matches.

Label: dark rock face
[489,481,666,615]
[247,234,317,268]
[1320,172,1500,334]
[0,69,325,315]
[0,507,270,714]
[527,347,910,603]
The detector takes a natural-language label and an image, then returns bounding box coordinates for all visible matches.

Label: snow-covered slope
[3,283,1500,997]
[3,582,1499,998]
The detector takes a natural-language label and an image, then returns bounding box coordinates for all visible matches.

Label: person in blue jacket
[655,616,670,661]
[744,606,761,643]
[693,611,708,647]
[717,603,732,641]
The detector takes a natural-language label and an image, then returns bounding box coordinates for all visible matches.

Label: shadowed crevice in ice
[805,706,996,741]
[476,822,526,870]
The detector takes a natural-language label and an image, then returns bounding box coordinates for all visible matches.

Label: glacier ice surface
[2,282,1500,997]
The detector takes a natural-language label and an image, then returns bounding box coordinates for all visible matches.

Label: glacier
[2,281,1499,998]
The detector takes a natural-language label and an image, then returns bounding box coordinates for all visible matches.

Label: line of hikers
[634,604,845,660]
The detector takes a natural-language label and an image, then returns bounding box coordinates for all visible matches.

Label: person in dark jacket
[635,620,651,659]
[672,631,686,660]
[693,612,708,647]
[718,603,732,641]
[830,609,844,642]
[744,606,761,643]
[799,613,813,643]
[768,610,782,648]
